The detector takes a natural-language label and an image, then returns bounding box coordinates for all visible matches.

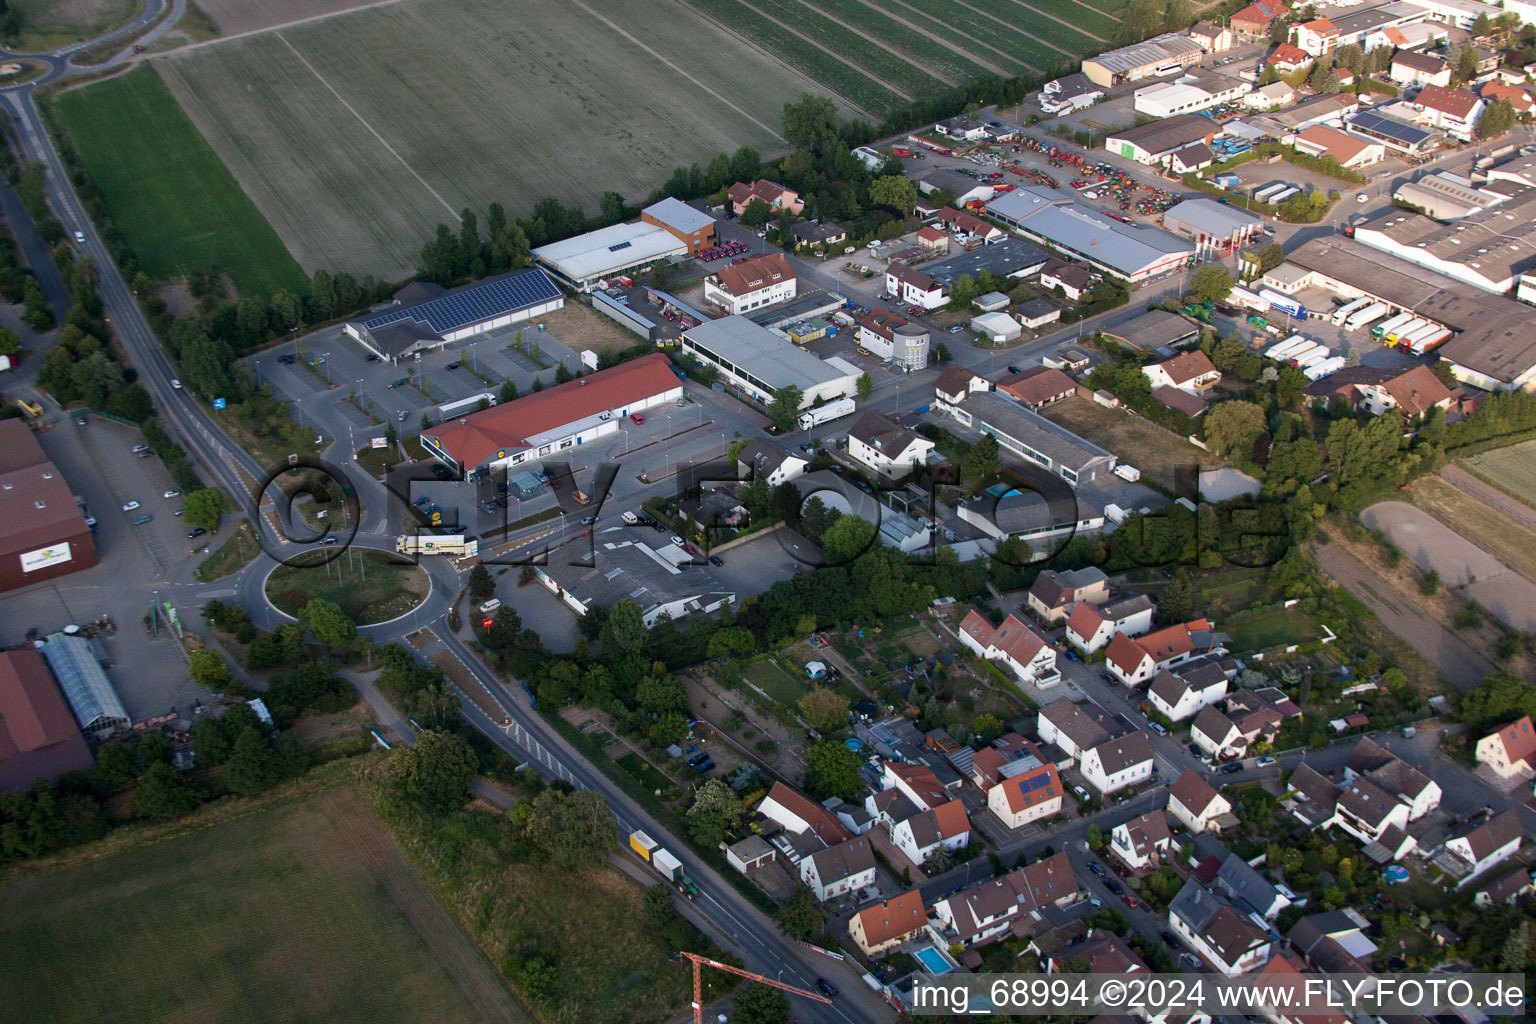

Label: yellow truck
[628,830,658,862]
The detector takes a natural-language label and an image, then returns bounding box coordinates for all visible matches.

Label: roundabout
[262,548,431,626]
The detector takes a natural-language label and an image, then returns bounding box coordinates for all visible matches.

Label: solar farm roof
[1347,110,1435,147]
[362,269,562,336]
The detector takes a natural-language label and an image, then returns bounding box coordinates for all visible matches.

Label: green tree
[869,174,918,215]
[1160,569,1193,622]
[181,487,232,531]
[225,726,280,796]
[1086,823,1104,850]
[856,371,873,401]
[499,378,519,403]
[468,563,495,602]
[642,883,677,927]
[1203,401,1267,458]
[687,778,745,847]
[775,885,828,941]
[302,598,359,650]
[407,677,461,730]
[598,598,649,662]
[741,197,773,229]
[797,686,851,732]
[1419,569,1440,595]
[781,93,839,155]
[22,277,53,331]
[1187,265,1234,304]
[733,983,791,1024]
[190,717,233,765]
[963,432,1000,480]
[766,386,803,433]
[1116,0,1164,42]
[804,739,863,799]
[819,515,876,565]
[0,326,20,357]
[522,788,616,868]
[187,649,232,691]
[1476,99,1517,140]
[391,730,477,814]
[132,762,203,819]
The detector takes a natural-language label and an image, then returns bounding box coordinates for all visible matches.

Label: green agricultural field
[51,65,309,298]
[745,657,808,707]
[155,0,826,280]
[0,789,527,1024]
[11,0,139,50]
[1464,439,1536,508]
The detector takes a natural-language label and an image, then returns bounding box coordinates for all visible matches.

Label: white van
[478,598,501,614]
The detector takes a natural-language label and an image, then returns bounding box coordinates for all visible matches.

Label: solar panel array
[1015,771,1054,794]
[363,269,562,336]
[1347,110,1434,146]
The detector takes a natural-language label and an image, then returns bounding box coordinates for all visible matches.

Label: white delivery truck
[796,396,857,431]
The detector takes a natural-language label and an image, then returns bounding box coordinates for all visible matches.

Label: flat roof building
[0,420,97,594]
[681,316,859,409]
[37,632,128,737]
[1103,115,1217,166]
[1161,198,1264,255]
[1101,309,1202,351]
[345,269,565,362]
[923,238,1050,289]
[1353,188,1536,294]
[532,221,688,292]
[987,188,1195,284]
[640,198,717,254]
[420,352,683,476]
[534,537,734,629]
[942,389,1116,484]
[0,647,93,790]
[1082,33,1204,87]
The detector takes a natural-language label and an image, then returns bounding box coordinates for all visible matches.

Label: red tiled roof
[761,781,849,846]
[854,889,928,947]
[712,251,794,297]
[1416,84,1481,119]
[1233,0,1289,26]
[422,353,680,467]
[1065,600,1105,640]
[998,366,1078,406]
[1266,43,1310,67]
[1489,715,1536,767]
[1153,350,1217,387]
[1295,124,1375,165]
[1483,81,1535,112]
[1300,17,1337,34]
[1379,364,1453,417]
[917,225,946,242]
[963,610,1050,667]
[886,761,950,810]
[998,762,1062,813]
[933,798,972,839]
[1169,768,1223,818]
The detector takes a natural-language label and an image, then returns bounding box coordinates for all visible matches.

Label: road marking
[274,32,455,217]
[197,587,237,599]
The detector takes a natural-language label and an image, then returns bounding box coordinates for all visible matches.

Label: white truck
[621,511,639,525]
[435,392,498,420]
[1104,502,1127,526]
[1344,301,1389,332]
[796,396,857,431]
[1113,465,1141,482]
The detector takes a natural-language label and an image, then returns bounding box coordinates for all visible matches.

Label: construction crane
[678,951,832,1024]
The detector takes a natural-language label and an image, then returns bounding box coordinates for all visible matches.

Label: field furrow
[881,0,1038,76]
[1004,0,1121,41]
[959,0,1094,58]
[894,0,1063,70]
[813,0,1010,80]
[735,0,944,98]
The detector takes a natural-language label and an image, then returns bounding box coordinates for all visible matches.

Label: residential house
[1105,618,1224,686]
[1217,852,1290,920]
[932,853,1080,947]
[1288,908,1378,974]
[959,609,1061,688]
[1292,125,1385,169]
[1027,567,1110,624]
[727,179,803,217]
[1189,21,1234,52]
[1440,810,1522,883]
[702,252,796,316]
[1224,692,1283,752]
[1474,866,1535,907]
[969,733,1034,788]
[846,411,934,478]
[1065,594,1156,655]
[988,760,1065,829]
[1304,364,1454,419]
[725,835,776,874]
[1039,259,1092,301]
[758,782,850,848]
[801,836,878,901]
[936,115,990,142]
[1255,954,1352,1024]
[1016,298,1062,331]
[867,762,972,866]
[1294,18,1341,56]
[1481,81,1535,117]
[849,889,928,955]
[790,219,847,248]
[1412,84,1485,141]
[1168,879,1273,975]
[1244,82,1297,110]
[857,308,929,370]
[1111,809,1175,870]
[916,225,948,254]
[933,364,989,407]
[1344,737,1441,820]
[1280,763,1344,830]
[886,265,946,309]
[1144,350,1220,395]
[736,439,807,487]
[1036,697,1117,760]
[1168,768,1238,834]
[1291,740,1441,860]
[998,366,1078,409]
[1052,929,1148,973]
[1474,715,1536,779]
[1151,385,1209,418]
[1231,0,1290,39]
[935,206,1007,244]
[1172,145,1215,176]
[1080,731,1156,795]
[1391,49,1452,87]
[1265,44,1314,75]
[1148,662,1230,723]
[1191,706,1244,761]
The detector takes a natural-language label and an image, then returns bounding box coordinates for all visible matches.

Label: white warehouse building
[532,221,687,292]
[344,269,565,364]
[681,316,860,409]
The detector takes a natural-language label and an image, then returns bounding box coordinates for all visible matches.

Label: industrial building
[532,221,688,292]
[1103,115,1217,166]
[1133,72,1250,118]
[419,352,683,477]
[1292,125,1385,169]
[639,197,717,254]
[37,632,129,737]
[1101,310,1201,352]
[0,647,93,790]
[343,268,565,363]
[681,316,860,408]
[986,187,1195,285]
[937,388,1116,485]
[1082,33,1204,87]
[1267,237,1536,392]
[1352,189,1536,294]
[0,420,97,593]
[1160,199,1263,256]
[923,238,1050,290]
[534,538,734,629]
[1392,172,1512,220]
[702,252,797,315]
[1344,109,1442,155]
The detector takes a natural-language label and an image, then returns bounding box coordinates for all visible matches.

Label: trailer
[1408,327,1452,354]
[1386,318,1427,343]
[395,535,478,556]
[1268,187,1301,206]
[435,392,497,420]
[1344,301,1389,331]
[1304,356,1347,380]
[1331,297,1371,326]
[796,396,857,431]
[1372,311,1414,340]
[629,830,659,862]
[652,848,683,882]
[1227,285,1268,311]
[1398,323,1443,350]
[1253,183,1288,203]
[1266,336,1311,360]
[1258,289,1306,319]
[1104,502,1127,526]
[1113,465,1141,482]
[1294,347,1330,369]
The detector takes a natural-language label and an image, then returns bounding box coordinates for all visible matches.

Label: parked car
[1161,931,1179,949]
[1088,862,1106,877]
[187,528,207,539]
[173,507,183,517]
[163,489,180,499]
[687,752,709,767]
[670,535,685,546]
[131,444,150,454]
[132,514,153,525]
[581,515,597,525]
[413,496,431,507]
[948,324,963,333]
[1008,365,1022,374]
[1221,762,1244,774]
[1121,893,1140,909]
[695,758,714,773]
[1188,743,1203,758]
[681,543,696,554]
[444,362,460,371]
[708,555,723,566]
[1149,721,1167,735]
[121,501,140,512]
[815,979,838,998]
[1105,879,1124,895]
[1256,755,1276,768]
[74,414,87,426]
[632,413,644,424]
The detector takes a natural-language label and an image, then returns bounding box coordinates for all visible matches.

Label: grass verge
[194,518,258,581]
[264,548,428,623]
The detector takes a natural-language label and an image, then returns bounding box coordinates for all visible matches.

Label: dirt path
[782,0,959,86]
[887,0,1040,74]
[1314,545,1492,692]
[997,0,1109,43]
[322,789,534,1024]
[732,0,916,101]
[1443,464,1536,535]
[844,0,1011,76]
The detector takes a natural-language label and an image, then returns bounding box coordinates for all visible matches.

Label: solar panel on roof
[609,241,632,252]
[362,270,561,336]
[1347,111,1432,145]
